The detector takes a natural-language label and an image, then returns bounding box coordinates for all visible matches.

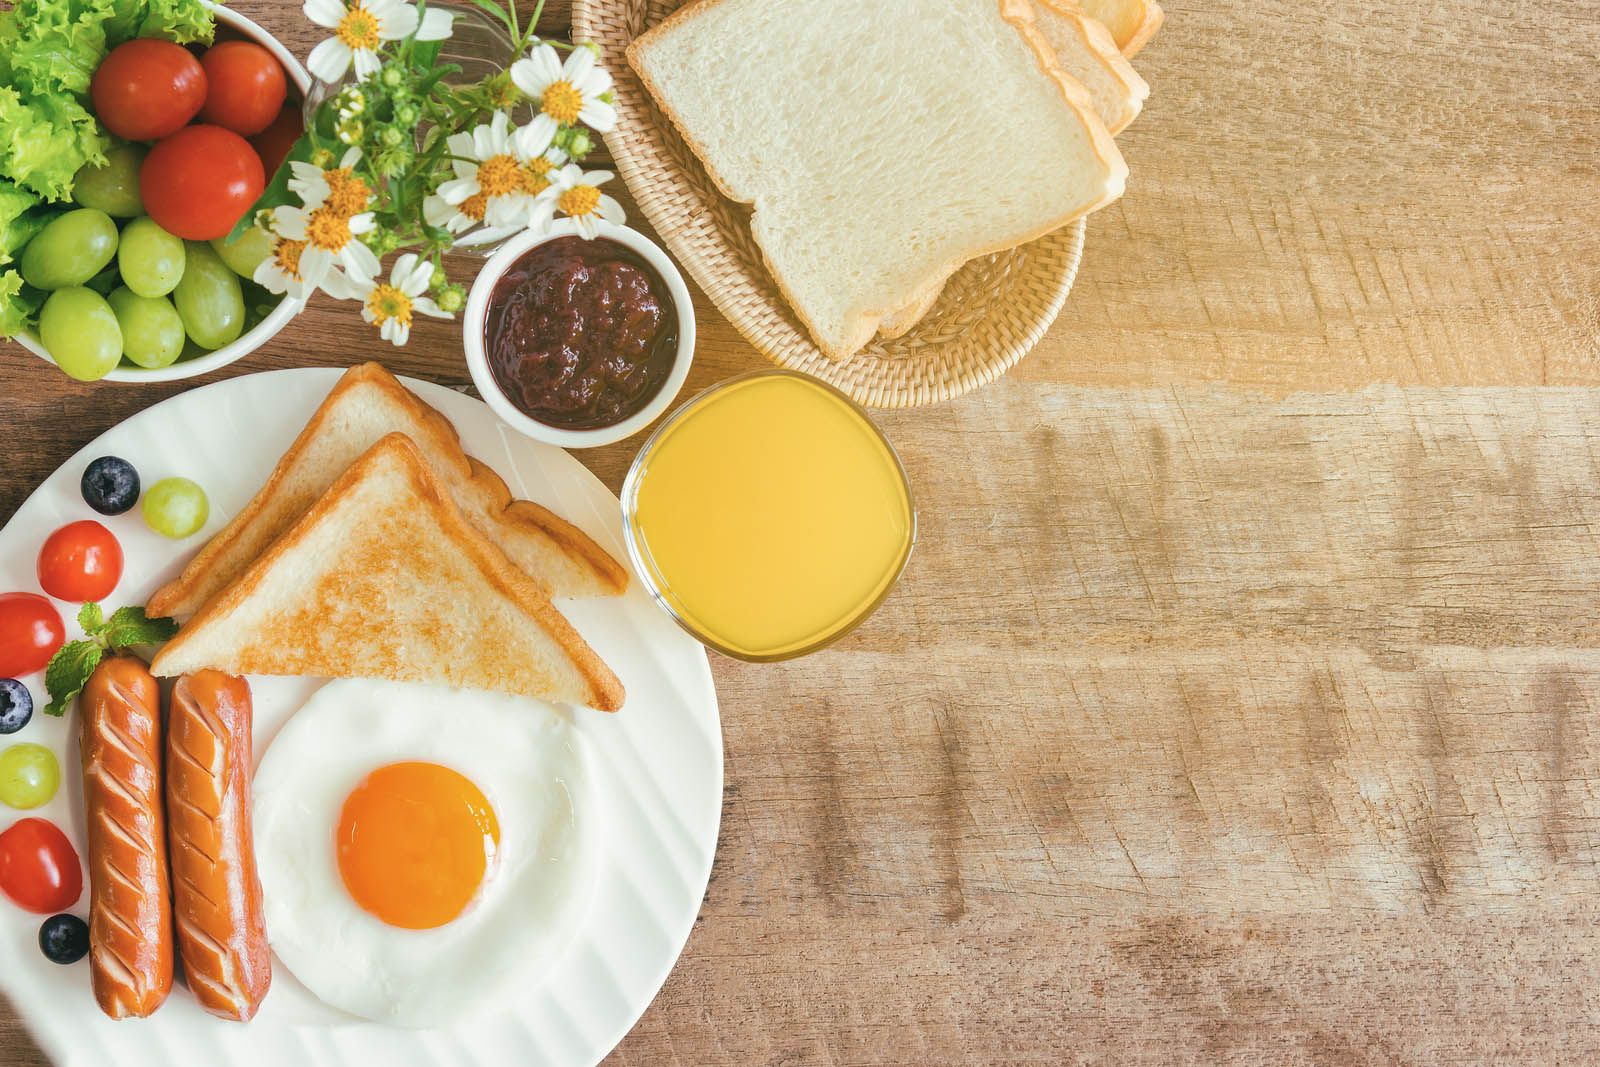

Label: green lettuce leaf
[0,89,106,202]
[0,182,43,266]
[102,0,148,45]
[0,12,18,86]
[0,270,31,339]
[6,0,113,98]
[139,0,213,45]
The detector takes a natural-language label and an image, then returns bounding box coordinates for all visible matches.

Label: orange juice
[623,372,915,661]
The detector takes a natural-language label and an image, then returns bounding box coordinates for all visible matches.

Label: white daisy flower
[288,148,373,217]
[510,42,617,138]
[303,0,453,83]
[423,191,519,248]
[435,112,555,231]
[345,254,452,347]
[253,236,316,300]
[270,201,381,287]
[531,164,626,239]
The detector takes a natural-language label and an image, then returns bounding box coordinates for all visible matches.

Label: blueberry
[0,679,31,735]
[81,456,140,516]
[38,914,89,965]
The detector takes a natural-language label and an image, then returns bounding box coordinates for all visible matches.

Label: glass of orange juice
[621,370,916,662]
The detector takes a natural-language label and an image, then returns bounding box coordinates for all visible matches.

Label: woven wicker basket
[571,0,1087,409]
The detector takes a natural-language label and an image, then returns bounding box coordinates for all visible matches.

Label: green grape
[0,744,60,810]
[211,225,275,279]
[172,241,245,350]
[118,217,186,298]
[39,288,122,382]
[19,209,120,291]
[142,477,209,539]
[108,287,185,370]
[72,145,147,218]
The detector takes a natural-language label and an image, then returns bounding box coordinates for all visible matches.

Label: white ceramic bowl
[464,219,697,449]
[18,3,311,384]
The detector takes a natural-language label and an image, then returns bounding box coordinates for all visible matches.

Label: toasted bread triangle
[148,363,627,621]
[151,435,625,712]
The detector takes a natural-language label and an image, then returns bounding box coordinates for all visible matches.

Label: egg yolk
[336,761,500,930]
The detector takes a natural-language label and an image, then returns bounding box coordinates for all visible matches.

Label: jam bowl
[464,220,697,449]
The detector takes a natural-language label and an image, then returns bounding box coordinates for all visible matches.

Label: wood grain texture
[3,0,1600,1063]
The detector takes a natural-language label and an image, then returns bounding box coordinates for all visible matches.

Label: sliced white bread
[150,434,625,712]
[874,0,1147,340]
[1077,0,1164,56]
[629,0,1126,362]
[1033,0,1148,134]
[148,362,627,620]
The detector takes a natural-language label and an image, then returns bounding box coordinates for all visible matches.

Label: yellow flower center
[304,207,353,251]
[541,81,584,125]
[336,6,381,51]
[558,184,601,218]
[274,239,307,280]
[325,168,372,216]
[461,193,489,222]
[476,155,522,198]
[520,157,555,196]
[367,283,414,328]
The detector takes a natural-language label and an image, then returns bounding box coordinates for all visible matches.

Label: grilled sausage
[80,655,172,1019]
[166,671,271,1021]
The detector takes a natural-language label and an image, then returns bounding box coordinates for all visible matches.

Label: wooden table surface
[4,0,1599,1062]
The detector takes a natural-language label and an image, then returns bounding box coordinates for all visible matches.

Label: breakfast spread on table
[0,0,1166,1054]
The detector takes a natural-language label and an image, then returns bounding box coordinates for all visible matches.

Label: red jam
[484,236,679,431]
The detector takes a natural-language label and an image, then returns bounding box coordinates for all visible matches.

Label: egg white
[251,679,597,1027]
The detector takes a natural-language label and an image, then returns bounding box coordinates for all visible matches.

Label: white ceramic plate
[0,368,722,1066]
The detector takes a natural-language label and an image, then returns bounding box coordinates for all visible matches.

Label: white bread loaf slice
[151,434,625,712]
[629,0,1126,362]
[875,0,1148,340]
[1033,0,1148,134]
[148,362,627,620]
[1077,0,1164,56]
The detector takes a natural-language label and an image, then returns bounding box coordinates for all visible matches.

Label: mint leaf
[101,606,178,650]
[77,601,104,633]
[44,640,101,717]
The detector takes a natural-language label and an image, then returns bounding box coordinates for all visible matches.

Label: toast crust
[148,363,627,619]
[152,434,625,713]
[627,0,1128,362]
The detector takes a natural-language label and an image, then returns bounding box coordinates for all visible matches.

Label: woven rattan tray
[571,0,1087,409]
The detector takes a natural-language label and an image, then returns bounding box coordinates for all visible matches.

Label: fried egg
[252,679,596,1026]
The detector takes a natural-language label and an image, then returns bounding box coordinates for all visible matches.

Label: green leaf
[457,0,517,40]
[0,181,45,266]
[0,88,107,202]
[44,640,102,717]
[227,132,316,243]
[414,39,444,70]
[6,0,110,98]
[101,605,178,650]
[137,0,212,45]
[0,270,30,339]
[77,601,104,633]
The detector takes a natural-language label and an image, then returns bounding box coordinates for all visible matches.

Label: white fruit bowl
[17,3,311,384]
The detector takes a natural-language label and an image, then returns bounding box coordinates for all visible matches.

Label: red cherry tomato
[200,41,288,136]
[0,594,64,678]
[91,39,207,142]
[250,104,304,180]
[0,819,82,914]
[37,521,123,603]
[140,125,266,241]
